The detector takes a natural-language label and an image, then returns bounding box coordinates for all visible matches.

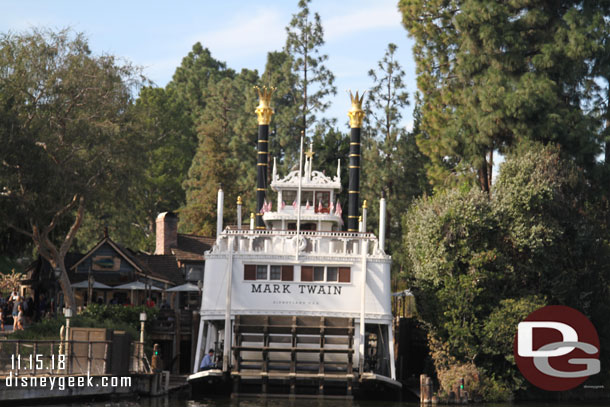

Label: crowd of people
[0,290,52,331]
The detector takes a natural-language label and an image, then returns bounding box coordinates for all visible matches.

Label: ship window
[301,191,314,207]
[327,267,338,282]
[339,267,351,283]
[284,190,297,207]
[256,265,268,280]
[314,191,330,213]
[270,265,281,280]
[281,266,294,281]
[314,267,324,281]
[301,266,313,281]
[244,264,256,281]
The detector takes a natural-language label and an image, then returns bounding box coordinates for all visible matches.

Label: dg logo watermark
[513,305,600,391]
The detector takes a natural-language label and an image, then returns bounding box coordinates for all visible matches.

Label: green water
[18,393,610,407]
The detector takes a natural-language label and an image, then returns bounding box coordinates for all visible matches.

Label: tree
[167,42,234,122]
[400,0,608,192]
[402,144,610,399]
[262,51,300,171]
[284,0,336,154]
[74,85,198,252]
[0,29,144,310]
[181,74,259,235]
[361,44,428,265]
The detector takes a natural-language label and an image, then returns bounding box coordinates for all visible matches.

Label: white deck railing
[211,228,384,257]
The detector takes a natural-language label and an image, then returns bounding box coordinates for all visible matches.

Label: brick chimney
[155,212,178,255]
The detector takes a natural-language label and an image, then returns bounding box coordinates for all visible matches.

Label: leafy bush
[8,304,158,342]
[401,144,610,401]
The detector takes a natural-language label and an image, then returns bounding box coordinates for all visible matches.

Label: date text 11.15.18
[11,354,66,371]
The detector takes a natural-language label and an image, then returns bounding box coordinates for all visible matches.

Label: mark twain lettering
[250,284,342,295]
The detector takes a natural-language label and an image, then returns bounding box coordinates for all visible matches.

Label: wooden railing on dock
[0,339,151,376]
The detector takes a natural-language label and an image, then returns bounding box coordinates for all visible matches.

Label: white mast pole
[295,135,304,261]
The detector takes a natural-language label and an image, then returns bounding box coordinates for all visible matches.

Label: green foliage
[262,51,301,171]
[362,44,429,269]
[0,28,145,308]
[79,304,158,336]
[181,72,259,234]
[8,317,65,340]
[402,144,610,400]
[399,0,608,192]
[284,0,336,149]
[167,42,234,122]
[8,305,157,341]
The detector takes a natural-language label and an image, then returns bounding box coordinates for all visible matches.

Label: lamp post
[88,272,94,306]
[64,307,73,373]
[139,312,147,372]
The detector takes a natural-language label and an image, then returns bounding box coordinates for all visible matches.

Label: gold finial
[250,212,255,219]
[348,90,365,128]
[254,86,276,125]
[359,216,362,222]
[362,200,368,209]
[237,196,242,205]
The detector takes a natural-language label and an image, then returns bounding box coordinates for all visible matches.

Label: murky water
[17,392,610,407]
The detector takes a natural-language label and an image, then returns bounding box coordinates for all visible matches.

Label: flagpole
[295,135,304,260]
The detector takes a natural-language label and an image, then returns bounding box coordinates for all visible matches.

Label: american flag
[292,200,297,209]
[318,200,323,212]
[281,201,286,210]
[306,200,310,210]
[335,201,343,225]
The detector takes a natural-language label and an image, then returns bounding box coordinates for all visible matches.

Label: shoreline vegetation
[2,0,610,402]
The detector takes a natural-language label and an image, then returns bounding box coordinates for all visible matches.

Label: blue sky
[0,0,417,129]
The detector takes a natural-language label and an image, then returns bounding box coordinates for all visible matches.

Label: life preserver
[294,236,307,251]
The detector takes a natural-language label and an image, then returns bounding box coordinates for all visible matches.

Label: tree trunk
[50,256,77,311]
[478,160,490,194]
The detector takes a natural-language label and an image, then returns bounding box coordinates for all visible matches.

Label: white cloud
[324,5,402,41]
[193,9,286,62]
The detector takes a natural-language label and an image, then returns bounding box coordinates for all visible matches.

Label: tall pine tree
[400,0,608,192]
[361,44,428,264]
[284,0,336,161]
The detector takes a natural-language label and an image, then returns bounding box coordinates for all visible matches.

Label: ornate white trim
[200,309,392,322]
[262,212,341,222]
[205,252,391,263]
[272,170,340,190]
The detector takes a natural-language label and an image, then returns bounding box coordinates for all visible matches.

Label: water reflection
[19,393,609,407]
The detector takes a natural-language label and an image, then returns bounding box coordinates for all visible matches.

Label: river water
[18,392,609,407]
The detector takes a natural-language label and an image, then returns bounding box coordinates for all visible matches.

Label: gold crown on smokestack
[254,86,276,125]
[348,90,365,128]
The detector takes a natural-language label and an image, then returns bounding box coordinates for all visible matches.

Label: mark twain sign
[251,283,343,295]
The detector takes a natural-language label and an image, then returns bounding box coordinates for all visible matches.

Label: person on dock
[0,298,4,331]
[199,349,216,371]
[16,304,24,331]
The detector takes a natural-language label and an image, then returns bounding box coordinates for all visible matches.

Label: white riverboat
[188,89,401,399]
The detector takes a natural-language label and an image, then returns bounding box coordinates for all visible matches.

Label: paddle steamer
[188,88,400,399]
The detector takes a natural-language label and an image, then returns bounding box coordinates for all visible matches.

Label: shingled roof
[136,254,184,285]
[171,234,214,262]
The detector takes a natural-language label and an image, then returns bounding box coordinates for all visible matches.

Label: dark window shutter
[301,266,313,282]
[281,266,294,281]
[244,264,256,280]
[338,267,350,283]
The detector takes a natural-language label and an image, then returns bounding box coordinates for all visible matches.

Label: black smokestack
[254,86,275,229]
[347,91,364,232]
